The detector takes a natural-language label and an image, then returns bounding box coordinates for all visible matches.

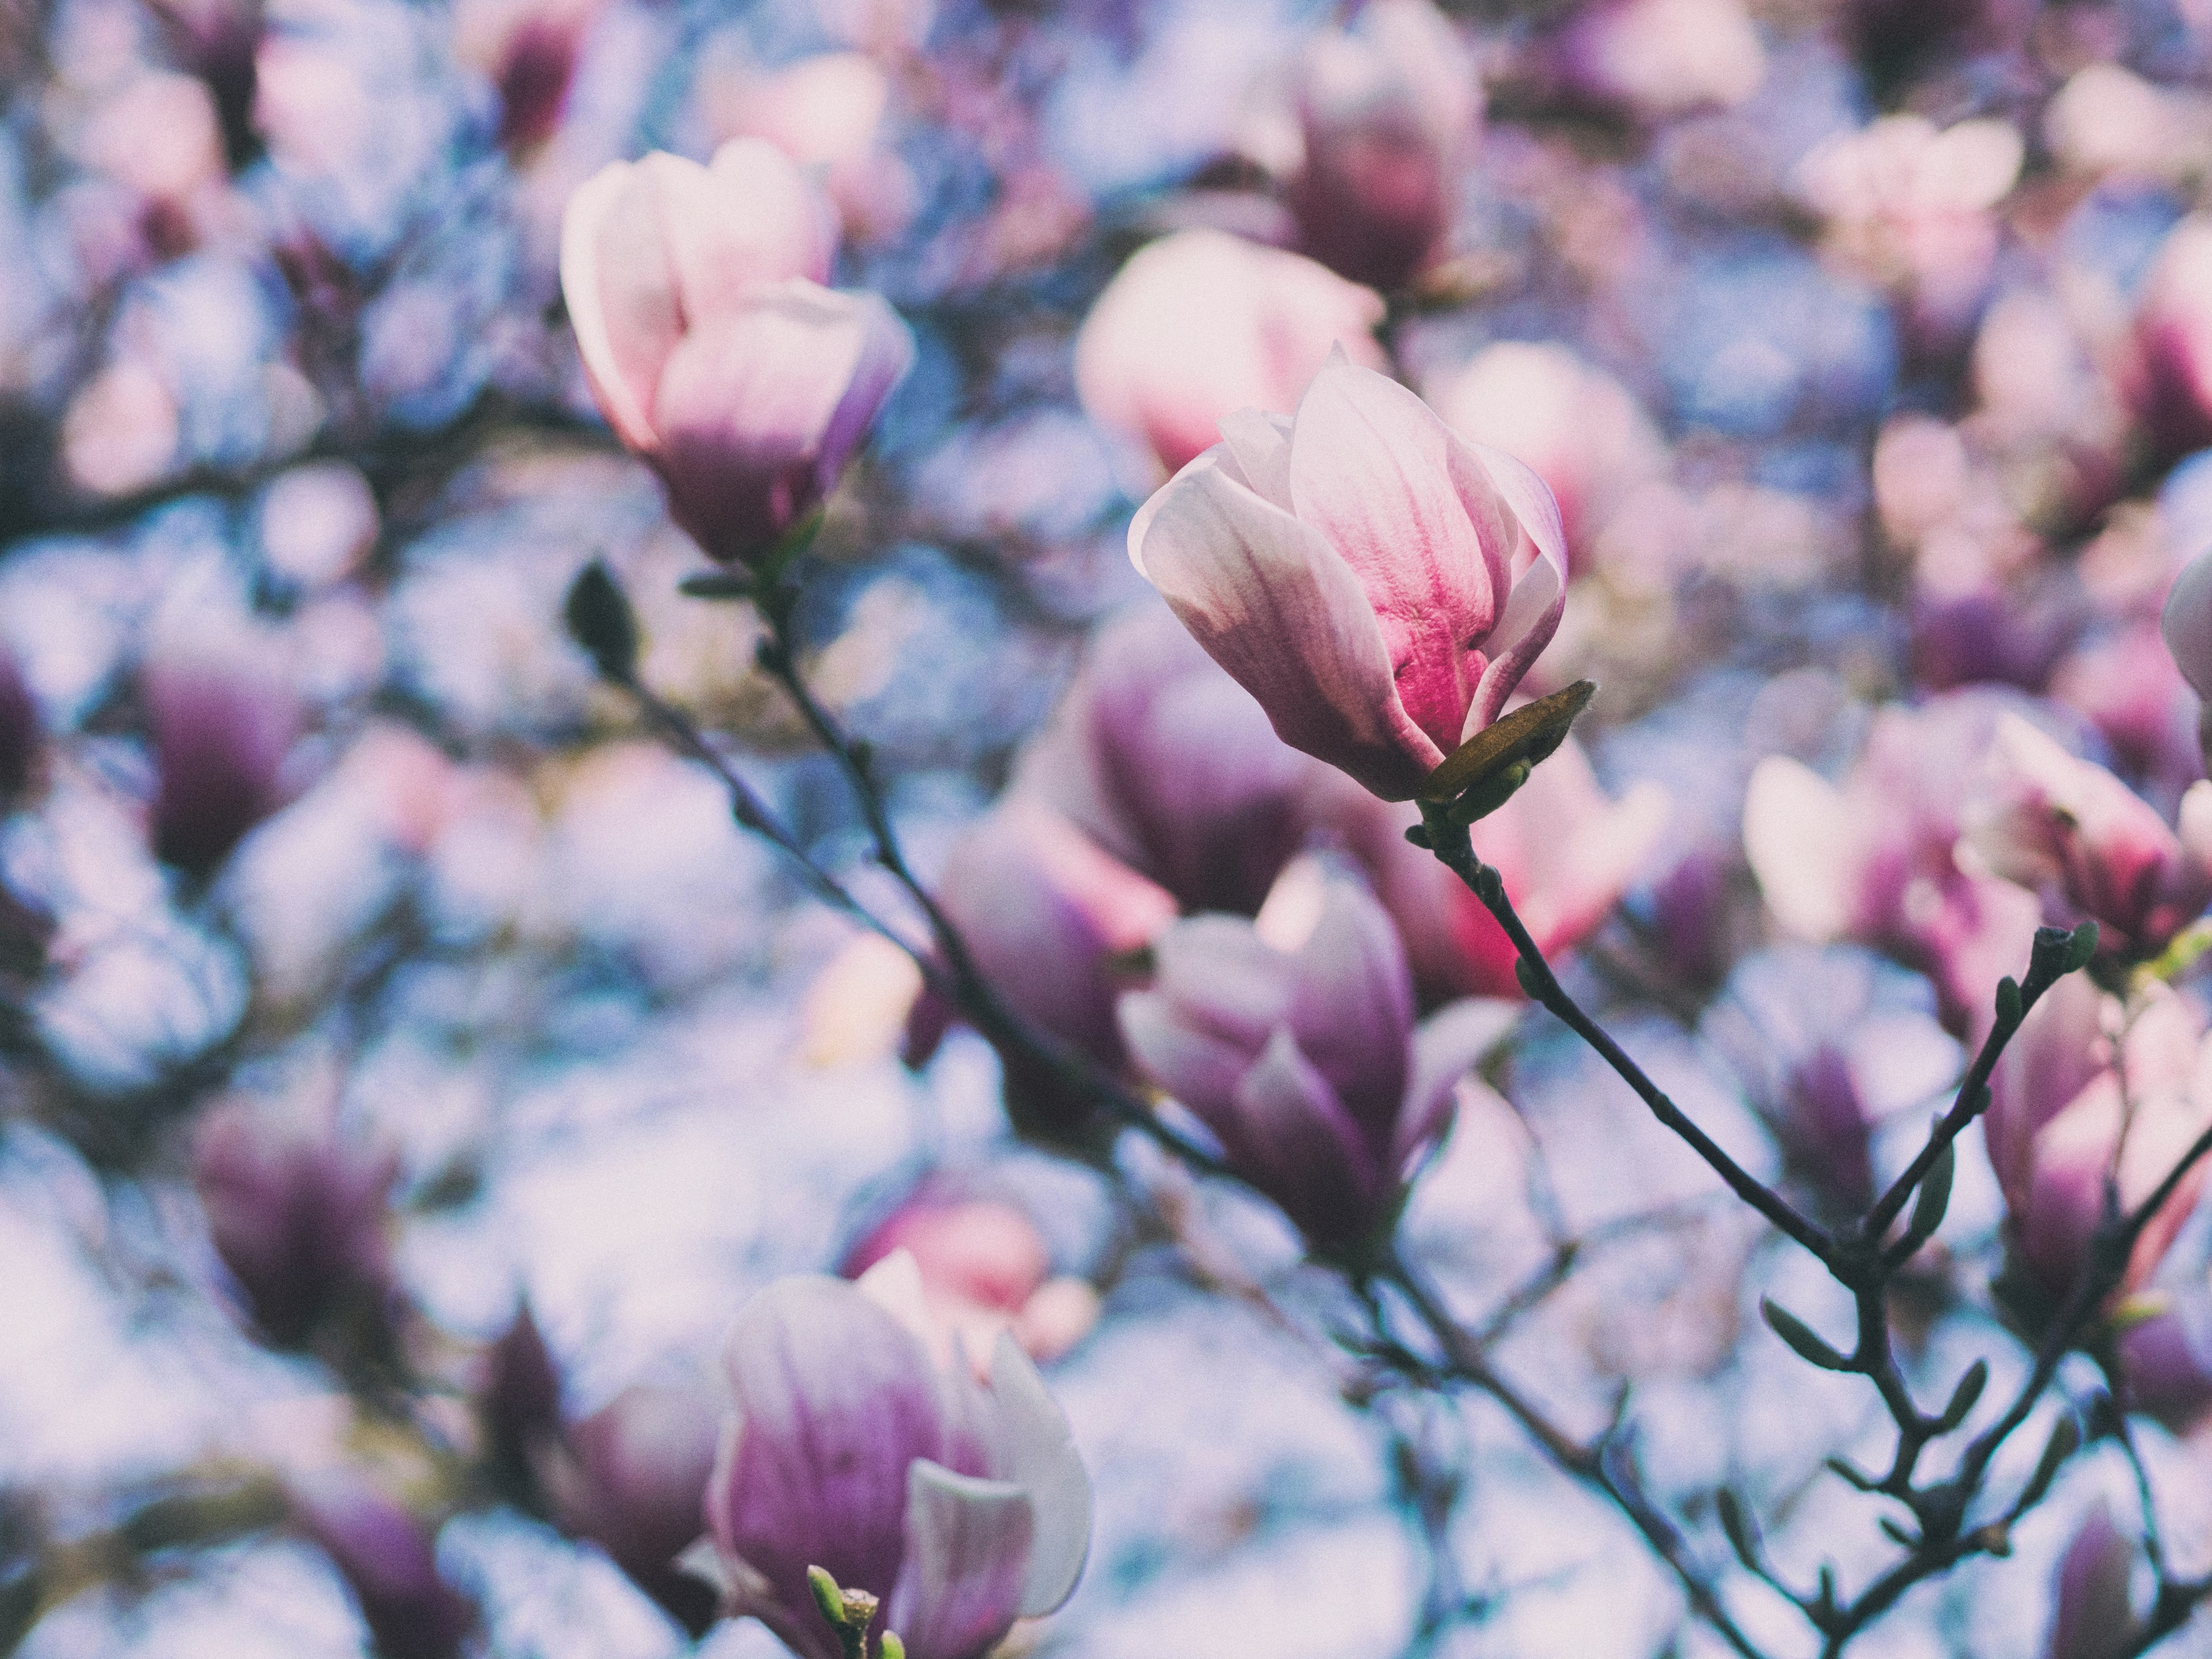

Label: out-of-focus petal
[888,1463,1034,1659]
[1744,757,1855,941]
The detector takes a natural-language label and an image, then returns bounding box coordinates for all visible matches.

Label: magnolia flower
[2043,1504,2136,1659]
[1127,352,1567,802]
[2128,216,2212,462]
[707,1259,1090,1659]
[2161,549,2212,773]
[1986,975,2212,1305]
[561,141,914,564]
[555,1383,723,1635]
[918,798,1178,1133]
[1074,229,1386,478]
[1546,0,1766,119]
[291,1475,475,1659]
[192,1096,398,1349]
[144,645,304,879]
[1281,0,1480,291]
[1743,690,2054,1035]
[1116,860,1505,1252]
[845,1194,1102,1365]
[1960,713,2212,959]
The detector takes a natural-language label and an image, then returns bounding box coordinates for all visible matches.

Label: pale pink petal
[1285,879,1414,1148]
[2162,550,2212,700]
[1132,451,1431,798]
[1118,988,1260,1114]
[1743,757,1857,941]
[658,139,835,318]
[887,1463,1033,1659]
[1285,353,1509,753]
[1464,442,1570,732]
[982,1334,1091,1616]
[560,159,678,451]
[1395,997,1520,1166]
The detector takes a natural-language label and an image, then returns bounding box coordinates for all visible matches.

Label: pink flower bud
[708,52,916,243]
[192,1096,399,1349]
[1988,977,2212,1304]
[1127,351,1567,802]
[559,1383,721,1634]
[845,1194,1100,1366]
[143,646,303,880]
[2043,1503,2136,1659]
[1282,0,1480,291]
[2117,1282,2212,1431]
[1428,342,1667,559]
[1743,690,2054,1036]
[1075,229,1386,478]
[1961,714,2212,959]
[923,798,1178,1133]
[1015,605,1353,917]
[2160,549,2212,774]
[562,143,913,563]
[1545,0,1766,120]
[708,1263,1091,1659]
[1117,864,1501,1250]
[2128,217,2212,462]
[290,1475,475,1659]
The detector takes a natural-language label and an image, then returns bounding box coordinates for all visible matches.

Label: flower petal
[1286,879,1414,1150]
[887,1463,1034,1659]
[983,1333,1091,1616]
[1131,448,1432,798]
[1224,1027,1385,1247]
[1743,757,1855,941]
[1286,354,1512,754]
[560,158,679,452]
[1396,997,1520,1166]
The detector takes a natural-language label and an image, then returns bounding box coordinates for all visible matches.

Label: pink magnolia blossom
[192,1094,398,1349]
[2160,548,2212,773]
[1116,862,1505,1252]
[2117,1279,2212,1431]
[1363,732,1666,999]
[290,1475,476,1659]
[1960,713,2212,959]
[1545,0,1766,120]
[554,1383,722,1634]
[562,142,914,564]
[144,644,305,879]
[707,51,916,243]
[707,1260,1090,1659]
[1127,351,1568,802]
[845,1194,1101,1365]
[1281,0,1481,291]
[2128,216,2212,462]
[2043,1504,2137,1659]
[1074,229,1386,478]
[1427,342,1666,559]
[1986,975,2212,1305]
[1743,691,2054,1035]
[919,798,1178,1132]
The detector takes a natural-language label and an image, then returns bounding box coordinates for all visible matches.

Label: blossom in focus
[845,1193,1101,1365]
[1985,974,2212,1305]
[2160,548,2212,773]
[1960,713,2212,959]
[1366,733,1666,999]
[1280,0,1480,292]
[562,140,914,564]
[192,1094,399,1348]
[1074,229,1386,478]
[1127,351,1568,801]
[290,1474,475,1659]
[553,1383,723,1635]
[1743,690,2056,1035]
[919,798,1178,1134]
[143,643,304,880]
[707,1259,1090,1659]
[1117,859,1503,1252]
[2042,1503,2136,1659]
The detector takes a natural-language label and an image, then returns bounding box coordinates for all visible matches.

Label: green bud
[564,562,638,682]
[1761,1298,1855,1371]
[1931,1358,1987,1434]
[809,1567,848,1628]
[1899,1140,1955,1253]
[1994,975,2022,1027]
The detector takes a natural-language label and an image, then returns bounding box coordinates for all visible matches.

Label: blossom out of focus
[708,1260,1090,1659]
[11,0,2212,1652]
[1127,351,1567,801]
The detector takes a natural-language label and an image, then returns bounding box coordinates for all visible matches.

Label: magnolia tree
[8,1,2212,1658]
